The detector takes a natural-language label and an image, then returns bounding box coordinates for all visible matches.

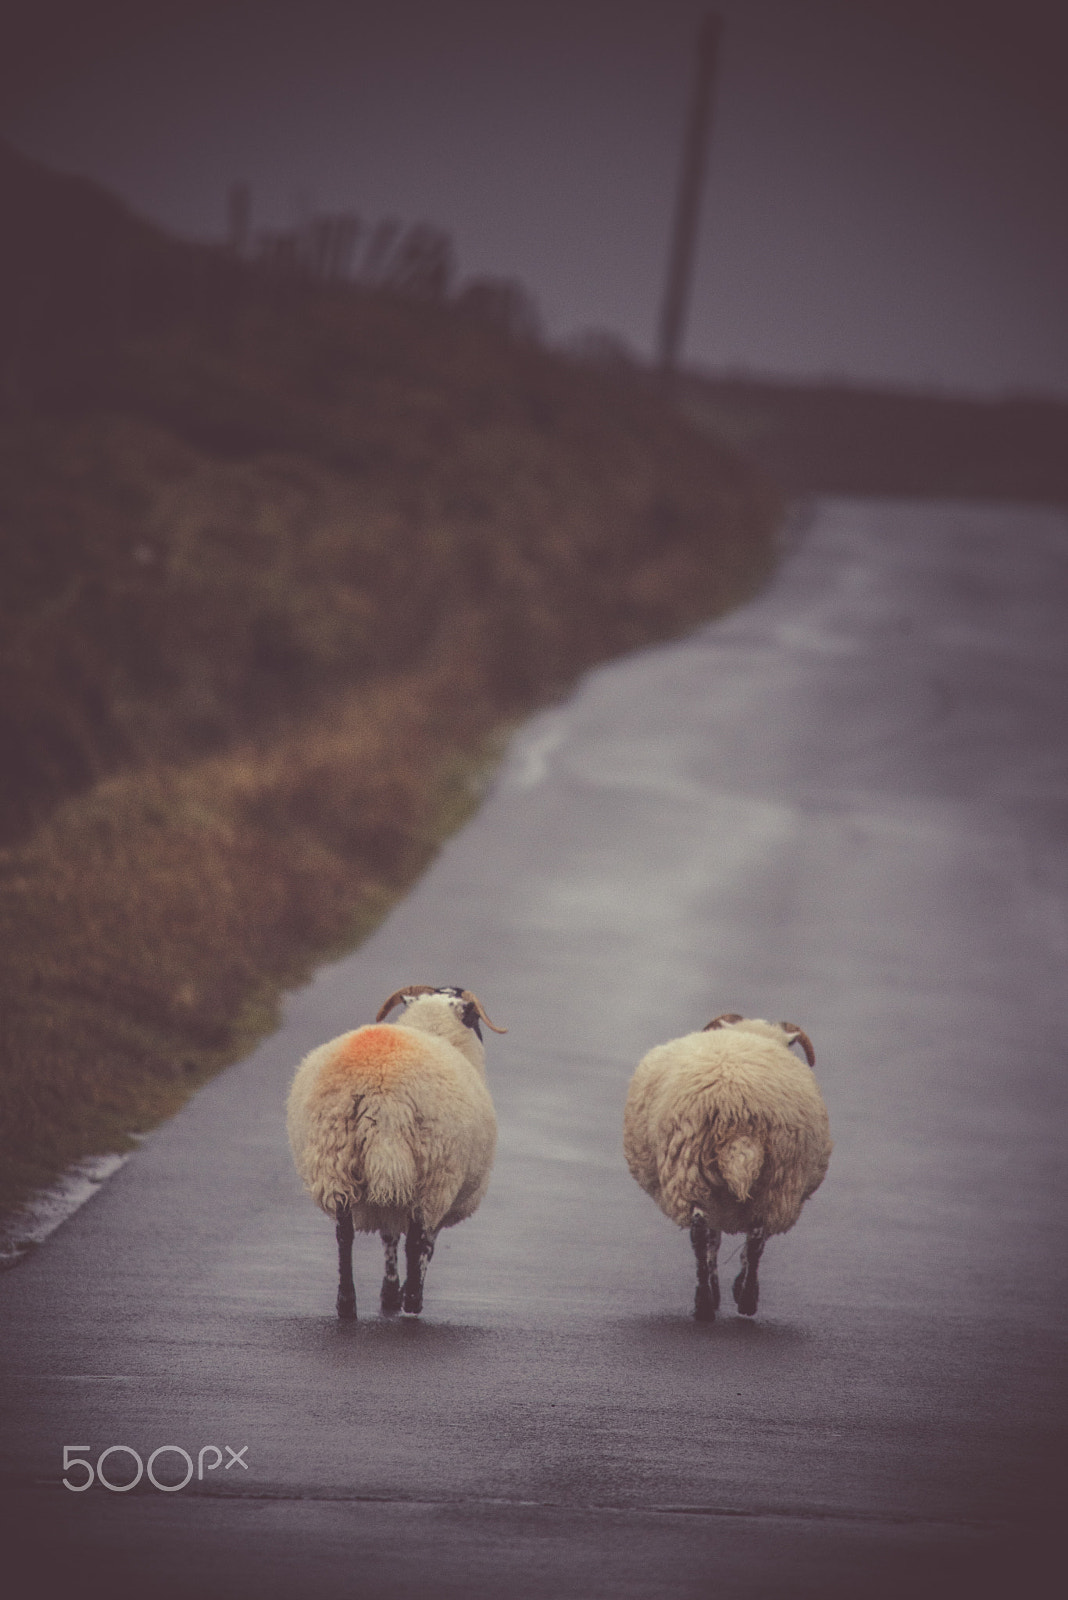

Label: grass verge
[0,667,512,1211]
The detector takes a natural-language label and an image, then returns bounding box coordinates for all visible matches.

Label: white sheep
[287,984,504,1319]
[623,1012,831,1320]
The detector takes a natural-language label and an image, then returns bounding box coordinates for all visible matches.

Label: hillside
[0,144,778,1222]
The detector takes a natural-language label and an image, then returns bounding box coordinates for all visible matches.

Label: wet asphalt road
[2,498,1066,1599]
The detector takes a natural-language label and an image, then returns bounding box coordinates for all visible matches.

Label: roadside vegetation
[0,144,779,1218]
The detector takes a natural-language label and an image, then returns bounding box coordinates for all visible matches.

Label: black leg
[336,1206,356,1320]
[402,1217,436,1315]
[732,1227,766,1316]
[690,1210,721,1322]
[380,1232,402,1314]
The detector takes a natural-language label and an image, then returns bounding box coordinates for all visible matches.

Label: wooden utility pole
[657,12,722,379]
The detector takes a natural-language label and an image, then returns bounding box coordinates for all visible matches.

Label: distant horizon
[5,1,1067,401]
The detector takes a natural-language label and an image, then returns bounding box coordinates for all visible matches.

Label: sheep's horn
[703,1012,744,1031]
[375,985,439,1022]
[460,990,508,1034]
[781,1023,816,1067]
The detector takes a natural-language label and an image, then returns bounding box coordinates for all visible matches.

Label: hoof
[337,1296,357,1321]
[732,1272,758,1316]
[380,1279,402,1315]
[402,1286,423,1315]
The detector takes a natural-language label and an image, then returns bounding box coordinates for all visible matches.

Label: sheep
[287,984,504,1319]
[623,1013,831,1321]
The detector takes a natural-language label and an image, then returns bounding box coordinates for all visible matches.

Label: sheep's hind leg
[690,1211,721,1322]
[732,1227,766,1316]
[401,1217,436,1315]
[380,1232,402,1314]
[335,1205,356,1320]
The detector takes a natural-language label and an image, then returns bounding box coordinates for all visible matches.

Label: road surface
[2,497,1065,1598]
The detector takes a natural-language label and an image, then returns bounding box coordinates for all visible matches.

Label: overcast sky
[4,0,1067,395]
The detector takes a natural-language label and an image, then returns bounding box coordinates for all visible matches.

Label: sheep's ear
[780,1023,816,1067]
[459,990,507,1034]
[460,999,483,1040]
[703,1012,744,1032]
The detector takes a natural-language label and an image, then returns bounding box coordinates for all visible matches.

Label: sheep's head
[375,985,507,1039]
[703,1012,815,1067]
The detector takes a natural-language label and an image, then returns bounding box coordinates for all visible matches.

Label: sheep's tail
[717,1134,764,1201]
[353,1093,420,1209]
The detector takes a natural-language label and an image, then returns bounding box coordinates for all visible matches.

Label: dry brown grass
[0,278,780,1219]
[0,666,502,1208]
[2,291,776,840]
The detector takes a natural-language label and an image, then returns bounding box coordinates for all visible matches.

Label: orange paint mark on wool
[318,1025,420,1094]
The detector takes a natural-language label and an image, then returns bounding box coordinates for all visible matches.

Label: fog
[4,0,1067,394]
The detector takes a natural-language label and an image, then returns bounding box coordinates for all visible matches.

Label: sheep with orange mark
[287,985,504,1319]
[623,1013,831,1321]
